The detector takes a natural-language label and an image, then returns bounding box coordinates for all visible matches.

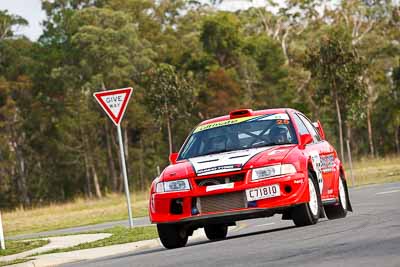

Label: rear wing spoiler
[312,120,326,140]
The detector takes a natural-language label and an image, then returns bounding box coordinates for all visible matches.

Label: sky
[0,0,268,41]
[0,0,46,40]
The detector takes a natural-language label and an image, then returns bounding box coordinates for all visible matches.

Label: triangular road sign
[93,87,133,126]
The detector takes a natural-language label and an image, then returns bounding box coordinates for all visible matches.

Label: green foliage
[0,0,399,208]
[39,226,157,254]
[198,67,242,118]
[201,12,242,67]
[0,239,49,256]
[305,26,366,120]
[242,35,290,108]
[0,10,28,39]
[144,63,195,152]
[144,63,194,123]
[0,259,32,267]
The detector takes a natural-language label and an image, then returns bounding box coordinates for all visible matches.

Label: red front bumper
[149,170,309,224]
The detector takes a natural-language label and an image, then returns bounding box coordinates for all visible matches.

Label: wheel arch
[306,160,326,218]
[306,158,320,190]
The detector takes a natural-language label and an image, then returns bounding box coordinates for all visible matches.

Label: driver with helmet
[269,124,290,144]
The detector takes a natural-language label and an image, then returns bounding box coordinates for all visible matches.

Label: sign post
[0,211,5,250]
[94,87,134,228]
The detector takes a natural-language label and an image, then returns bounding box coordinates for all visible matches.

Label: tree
[241,35,289,108]
[197,67,242,118]
[305,27,365,161]
[200,12,242,67]
[392,60,400,154]
[144,63,195,154]
[0,10,34,205]
[60,6,154,195]
[239,0,323,64]
[0,10,28,40]
[335,0,397,157]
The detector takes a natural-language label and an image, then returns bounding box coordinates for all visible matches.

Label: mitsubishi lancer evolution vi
[149,108,352,249]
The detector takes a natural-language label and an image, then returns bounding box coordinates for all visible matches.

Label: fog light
[284,185,292,193]
[191,207,199,215]
[191,198,200,215]
[248,201,257,207]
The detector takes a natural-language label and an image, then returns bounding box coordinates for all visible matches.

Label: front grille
[195,173,245,186]
[199,191,246,213]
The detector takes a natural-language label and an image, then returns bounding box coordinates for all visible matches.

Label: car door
[291,113,324,195]
[297,113,335,198]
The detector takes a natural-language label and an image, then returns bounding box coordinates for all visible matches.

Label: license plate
[246,184,280,201]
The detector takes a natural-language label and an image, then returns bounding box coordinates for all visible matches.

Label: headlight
[251,164,296,181]
[156,179,191,193]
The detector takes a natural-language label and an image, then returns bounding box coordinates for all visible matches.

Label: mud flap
[343,179,353,212]
[309,168,326,218]
[320,206,326,218]
[282,211,292,220]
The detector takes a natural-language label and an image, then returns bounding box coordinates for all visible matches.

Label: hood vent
[229,154,249,159]
[197,159,219,164]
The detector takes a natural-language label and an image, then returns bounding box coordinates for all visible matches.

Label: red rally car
[149,108,352,249]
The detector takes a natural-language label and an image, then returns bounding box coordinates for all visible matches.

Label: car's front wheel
[157,223,188,249]
[204,224,228,241]
[324,175,348,219]
[291,172,322,226]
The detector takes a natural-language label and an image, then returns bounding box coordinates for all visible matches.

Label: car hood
[161,145,296,180]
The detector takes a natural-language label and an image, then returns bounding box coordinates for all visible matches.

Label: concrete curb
[7,226,238,267]
[10,238,161,267]
[0,234,112,264]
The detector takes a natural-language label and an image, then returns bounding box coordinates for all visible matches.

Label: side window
[298,114,322,142]
[292,114,310,136]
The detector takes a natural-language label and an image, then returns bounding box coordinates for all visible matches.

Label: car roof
[198,108,298,126]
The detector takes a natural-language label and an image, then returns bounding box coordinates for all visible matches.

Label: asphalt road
[64,182,400,267]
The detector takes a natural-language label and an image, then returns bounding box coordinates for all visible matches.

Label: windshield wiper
[195,143,293,158]
[251,142,292,148]
[197,149,233,157]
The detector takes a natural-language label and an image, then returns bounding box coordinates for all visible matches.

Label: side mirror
[300,134,313,149]
[169,152,179,164]
[312,120,326,140]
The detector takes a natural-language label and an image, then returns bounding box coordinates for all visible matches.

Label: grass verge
[345,156,400,187]
[36,226,158,255]
[0,240,49,257]
[0,259,32,267]
[3,191,149,237]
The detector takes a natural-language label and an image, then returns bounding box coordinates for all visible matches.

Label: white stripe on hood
[189,147,272,176]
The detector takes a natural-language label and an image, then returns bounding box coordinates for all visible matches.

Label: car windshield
[178,113,298,160]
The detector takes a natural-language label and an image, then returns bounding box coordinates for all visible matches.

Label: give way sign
[93,86,134,228]
[93,88,133,125]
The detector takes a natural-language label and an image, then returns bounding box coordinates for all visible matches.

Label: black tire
[325,175,348,219]
[157,224,188,249]
[291,172,322,227]
[204,224,228,241]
